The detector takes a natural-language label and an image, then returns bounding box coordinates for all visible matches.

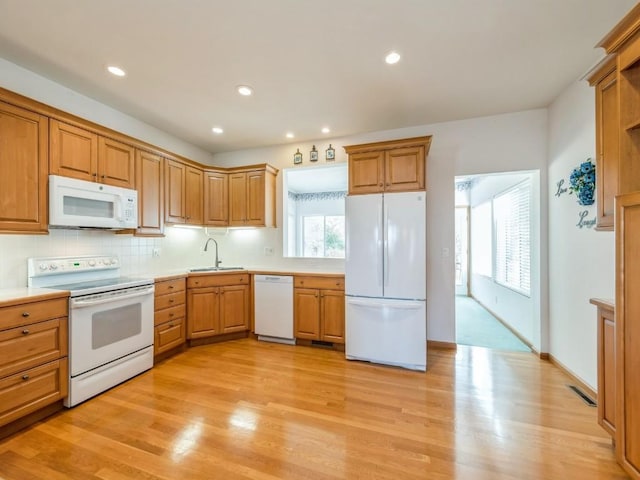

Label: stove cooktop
[47,276,153,297]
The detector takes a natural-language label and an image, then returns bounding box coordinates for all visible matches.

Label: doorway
[454,206,469,297]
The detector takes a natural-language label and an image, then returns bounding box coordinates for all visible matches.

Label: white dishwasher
[254,275,295,344]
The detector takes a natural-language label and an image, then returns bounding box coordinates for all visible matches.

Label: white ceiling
[0,1,635,155]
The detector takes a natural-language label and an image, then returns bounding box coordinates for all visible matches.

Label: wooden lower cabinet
[0,295,68,430]
[187,273,250,340]
[294,275,345,344]
[154,277,186,358]
[591,298,616,438]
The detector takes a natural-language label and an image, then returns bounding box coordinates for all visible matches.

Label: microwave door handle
[115,196,123,222]
[70,286,155,308]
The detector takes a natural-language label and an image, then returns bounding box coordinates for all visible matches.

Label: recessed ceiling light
[286,132,294,139]
[107,65,126,77]
[212,127,223,134]
[321,127,331,134]
[237,85,253,96]
[385,51,401,65]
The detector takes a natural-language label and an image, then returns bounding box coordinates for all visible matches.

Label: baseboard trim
[547,353,597,401]
[428,340,457,350]
[469,295,535,352]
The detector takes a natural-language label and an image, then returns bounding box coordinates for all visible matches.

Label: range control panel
[28,255,120,277]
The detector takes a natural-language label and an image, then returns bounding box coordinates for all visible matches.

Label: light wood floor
[0,339,628,479]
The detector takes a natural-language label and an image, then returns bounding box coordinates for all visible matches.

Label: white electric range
[27,255,155,407]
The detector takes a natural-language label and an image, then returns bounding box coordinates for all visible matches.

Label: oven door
[69,284,154,377]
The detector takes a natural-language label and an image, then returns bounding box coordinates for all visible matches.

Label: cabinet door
[185,166,203,225]
[348,151,384,194]
[598,306,616,436]
[616,191,640,479]
[136,150,164,235]
[0,102,49,233]
[187,287,219,338]
[98,137,135,188]
[595,69,619,230]
[49,119,98,182]
[294,288,320,340]
[204,171,229,226]
[229,172,247,226]
[165,159,185,224]
[321,289,345,344]
[384,146,425,192]
[246,170,265,226]
[220,284,249,333]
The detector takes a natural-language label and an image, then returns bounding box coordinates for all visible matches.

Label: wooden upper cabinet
[135,150,164,236]
[97,137,135,189]
[185,166,203,225]
[49,119,97,182]
[0,101,49,234]
[164,159,203,225]
[345,136,431,195]
[204,170,229,226]
[228,166,277,227]
[50,120,135,188]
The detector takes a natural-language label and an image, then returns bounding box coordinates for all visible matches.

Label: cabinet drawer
[0,297,68,331]
[294,276,344,290]
[0,318,68,379]
[154,304,185,326]
[154,291,185,311]
[0,358,68,427]
[154,318,186,355]
[188,273,249,288]
[155,278,186,296]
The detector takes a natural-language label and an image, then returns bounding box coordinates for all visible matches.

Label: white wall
[548,80,615,390]
[213,109,549,344]
[469,172,539,347]
[0,57,214,165]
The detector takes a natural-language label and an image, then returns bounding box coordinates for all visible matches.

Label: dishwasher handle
[254,275,293,284]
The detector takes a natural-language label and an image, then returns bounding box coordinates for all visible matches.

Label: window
[302,215,345,258]
[493,180,531,295]
[471,201,492,277]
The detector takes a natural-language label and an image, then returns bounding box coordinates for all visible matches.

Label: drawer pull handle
[22,329,30,335]
[169,313,174,317]
[169,285,174,289]
[169,299,174,303]
[22,312,30,317]
[22,374,29,381]
[169,323,174,328]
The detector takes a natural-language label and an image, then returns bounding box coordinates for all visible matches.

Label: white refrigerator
[345,191,426,371]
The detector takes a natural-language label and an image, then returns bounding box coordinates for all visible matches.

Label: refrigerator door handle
[377,199,384,288]
[383,200,389,289]
[346,298,424,309]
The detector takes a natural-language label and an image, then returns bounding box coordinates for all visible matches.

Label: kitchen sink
[189,266,245,272]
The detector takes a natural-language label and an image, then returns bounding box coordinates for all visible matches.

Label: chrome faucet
[203,238,222,269]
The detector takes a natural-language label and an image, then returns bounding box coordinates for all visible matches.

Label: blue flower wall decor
[568,159,595,206]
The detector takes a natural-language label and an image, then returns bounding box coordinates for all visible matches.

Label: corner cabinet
[187,273,250,340]
[294,275,345,344]
[345,137,432,195]
[228,165,278,227]
[0,101,49,234]
[204,170,229,226]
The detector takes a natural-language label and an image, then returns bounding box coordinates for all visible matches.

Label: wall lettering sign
[577,210,596,229]
[555,179,568,197]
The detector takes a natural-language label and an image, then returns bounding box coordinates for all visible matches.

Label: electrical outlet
[152,248,161,257]
[264,246,274,256]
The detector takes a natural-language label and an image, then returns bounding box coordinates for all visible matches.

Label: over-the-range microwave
[49,175,138,229]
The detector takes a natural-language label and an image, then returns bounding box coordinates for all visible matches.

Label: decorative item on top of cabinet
[587,57,618,231]
[616,190,640,479]
[228,164,278,227]
[164,159,204,225]
[49,119,136,189]
[204,170,229,226]
[0,294,68,437]
[0,100,49,234]
[294,275,345,346]
[154,277,186,361]
[187,273,250,344]
[135,150,164,236]
[590,298,616,439]
[344,136,431,195]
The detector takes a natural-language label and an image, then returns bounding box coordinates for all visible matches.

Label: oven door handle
[70,286,155,308]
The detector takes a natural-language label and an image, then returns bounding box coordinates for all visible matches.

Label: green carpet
[455,296,531,352]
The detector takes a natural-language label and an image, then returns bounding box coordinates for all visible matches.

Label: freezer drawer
[346,296,426,371]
